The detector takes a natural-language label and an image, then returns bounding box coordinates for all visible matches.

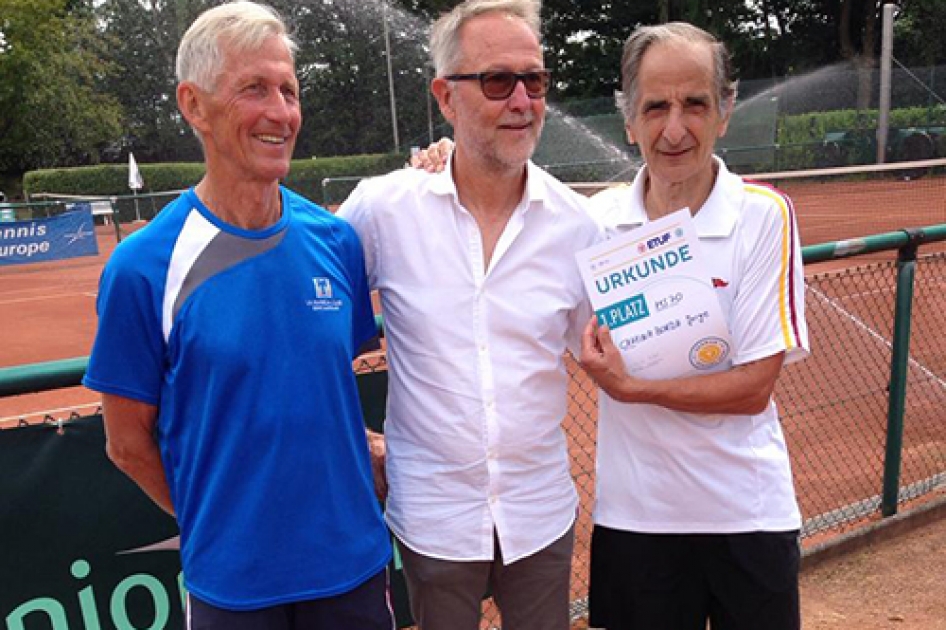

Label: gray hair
[176,1,297,92]
[616,22,736,121]
[430,0,542,76]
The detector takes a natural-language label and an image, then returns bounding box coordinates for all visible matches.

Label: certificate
[576,208,732,380]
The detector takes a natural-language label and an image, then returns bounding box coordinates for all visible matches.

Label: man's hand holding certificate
[576,209,732,380]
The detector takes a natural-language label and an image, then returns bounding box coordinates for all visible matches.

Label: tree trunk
[856,1,881,110]
[839,0,855,60]
[840,0,881,111]
[855,56,875,111]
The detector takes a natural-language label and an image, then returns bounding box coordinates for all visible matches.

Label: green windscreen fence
[0,359,416,630]
[1,417,184,630]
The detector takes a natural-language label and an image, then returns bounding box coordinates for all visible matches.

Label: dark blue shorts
[186,568,394,630]
[589,526,800,630]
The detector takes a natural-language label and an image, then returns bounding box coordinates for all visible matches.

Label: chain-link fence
[785,253,946,540]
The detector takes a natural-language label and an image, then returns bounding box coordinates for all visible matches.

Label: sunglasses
[444,70,552,101]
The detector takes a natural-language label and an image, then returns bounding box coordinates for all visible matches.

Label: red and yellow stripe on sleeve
[744,181,805,353]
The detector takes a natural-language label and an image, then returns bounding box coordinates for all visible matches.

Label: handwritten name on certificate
[576,208,732,380]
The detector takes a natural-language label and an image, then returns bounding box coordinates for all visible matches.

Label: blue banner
[0,206,99,266]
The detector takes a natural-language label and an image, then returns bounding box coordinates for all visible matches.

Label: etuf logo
[645,232,672,251]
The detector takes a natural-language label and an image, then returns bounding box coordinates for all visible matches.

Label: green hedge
[774,105,946,170]
[22,163,204,199]
[778,105,946,144]
[23,153,406,206]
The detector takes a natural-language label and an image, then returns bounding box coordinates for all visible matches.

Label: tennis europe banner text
[0,206,98,266]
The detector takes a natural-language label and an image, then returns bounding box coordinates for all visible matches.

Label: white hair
[429,0,542,76]
[176,1,297,92]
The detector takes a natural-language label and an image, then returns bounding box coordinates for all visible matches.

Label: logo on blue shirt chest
[314,277,332,298]
[306,277,343,312]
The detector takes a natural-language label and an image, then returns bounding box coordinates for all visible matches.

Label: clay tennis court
[2,172,946,628]
[0,225,127,425]
[2,172,943,367]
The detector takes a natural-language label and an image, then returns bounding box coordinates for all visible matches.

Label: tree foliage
[287,0,436,157]
[0,0,123,174]
[4,0,946,184]
[894,0,946,66]
[98,0,214,164]
[541,1,654,100]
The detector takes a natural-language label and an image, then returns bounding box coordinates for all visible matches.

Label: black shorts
[589,526,800,630]
[186,568,394,630]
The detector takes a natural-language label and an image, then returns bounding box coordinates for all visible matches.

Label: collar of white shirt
[427,155,563,218]
[596,155,741,238]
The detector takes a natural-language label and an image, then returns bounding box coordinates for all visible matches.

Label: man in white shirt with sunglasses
[337,1,599,628]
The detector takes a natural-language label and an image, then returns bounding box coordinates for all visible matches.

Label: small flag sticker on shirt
[712,277,729,288]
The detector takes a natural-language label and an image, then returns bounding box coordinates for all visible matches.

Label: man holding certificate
[579,22,810,630]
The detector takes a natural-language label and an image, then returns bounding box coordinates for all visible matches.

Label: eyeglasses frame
[443,70,552,101]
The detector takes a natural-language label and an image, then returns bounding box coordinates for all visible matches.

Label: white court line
[0,401,101,424]
[0,291,97,307]
[808,285,946,391]
[834,286,896,301]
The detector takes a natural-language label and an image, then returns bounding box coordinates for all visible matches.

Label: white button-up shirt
[338,160,601,563]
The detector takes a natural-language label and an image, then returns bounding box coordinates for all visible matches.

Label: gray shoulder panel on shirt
[173,229,286,321]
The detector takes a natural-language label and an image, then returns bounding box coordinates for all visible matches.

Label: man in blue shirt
[83,3,393,628]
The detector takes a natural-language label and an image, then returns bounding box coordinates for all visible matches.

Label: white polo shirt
[338,160,601,563]
[587,157,810,533]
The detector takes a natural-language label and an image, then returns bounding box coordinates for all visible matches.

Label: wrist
[612,373,647,404]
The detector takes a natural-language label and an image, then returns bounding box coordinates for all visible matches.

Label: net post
[110,196,123,243]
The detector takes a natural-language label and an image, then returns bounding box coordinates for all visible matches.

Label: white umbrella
[128,152,144,221]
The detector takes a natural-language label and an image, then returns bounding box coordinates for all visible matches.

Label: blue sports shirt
[84,188,391,609]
